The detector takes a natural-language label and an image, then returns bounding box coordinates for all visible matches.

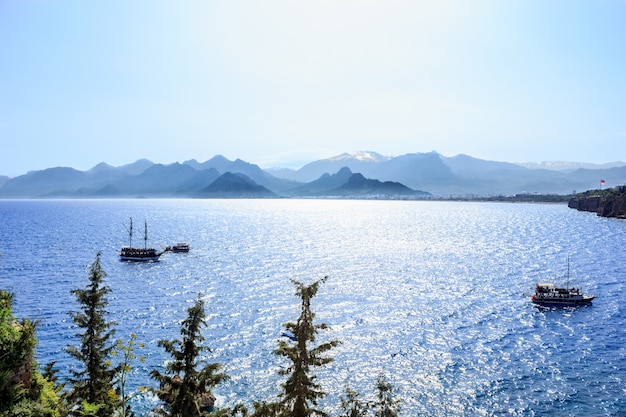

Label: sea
[0,199,624,416]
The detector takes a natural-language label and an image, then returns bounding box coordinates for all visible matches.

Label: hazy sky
[1,1,625,177]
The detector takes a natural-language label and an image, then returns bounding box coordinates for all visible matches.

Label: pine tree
[66,252,118,417]
[372,374,399,417]
[268,276,341,417]
[150,295,228,417]
[339,387,367,417]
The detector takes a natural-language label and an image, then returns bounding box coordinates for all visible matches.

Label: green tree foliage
[0,289,61,417]
[65,252,118,417]
[149,295,228,417]
[111,334,145,417]
[339,387,367,417]
[372,374,399,417]
[43,361,69,416]
[75,400,104,417]
[257,276,340,417]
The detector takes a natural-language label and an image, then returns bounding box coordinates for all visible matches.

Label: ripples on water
[1,199,625,416]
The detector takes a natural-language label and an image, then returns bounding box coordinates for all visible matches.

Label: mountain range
[1,151,624,198]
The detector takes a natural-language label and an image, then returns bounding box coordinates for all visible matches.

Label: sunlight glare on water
[0,199,625,416]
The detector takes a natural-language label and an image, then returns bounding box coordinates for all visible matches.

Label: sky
[1,0,625,177]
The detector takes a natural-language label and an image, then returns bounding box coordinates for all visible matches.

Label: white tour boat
[531,258,594,306]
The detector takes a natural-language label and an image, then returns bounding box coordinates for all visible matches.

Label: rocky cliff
[568,186,626,219]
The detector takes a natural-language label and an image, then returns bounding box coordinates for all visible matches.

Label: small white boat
[120,218,164,262]
[166,242,190,253]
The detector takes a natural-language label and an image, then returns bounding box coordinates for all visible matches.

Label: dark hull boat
[120,247,162,261]
[531,283,594,306]
[120,218,163,262]
[531,258,594,306]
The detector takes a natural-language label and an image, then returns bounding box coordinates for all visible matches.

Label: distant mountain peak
[329,151,390,163]
[515,161,626,171]
[207,155,231,163]
[88,162,114,173]
[336,166,353,175]
[197,172,277,198]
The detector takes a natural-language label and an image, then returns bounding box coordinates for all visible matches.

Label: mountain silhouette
[1,151,623,198]
[196,172,277,198]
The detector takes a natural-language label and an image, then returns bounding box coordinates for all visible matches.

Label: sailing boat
[120,217,164,261]
[531,257,594,306]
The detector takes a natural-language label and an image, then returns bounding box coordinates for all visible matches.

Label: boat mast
[129,217,133,247]
[567,256,570,288]
[144,220,148,249]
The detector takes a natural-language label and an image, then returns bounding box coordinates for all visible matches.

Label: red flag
[600,179,606,184]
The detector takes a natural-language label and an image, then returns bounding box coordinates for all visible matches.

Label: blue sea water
[0,199,625,416]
